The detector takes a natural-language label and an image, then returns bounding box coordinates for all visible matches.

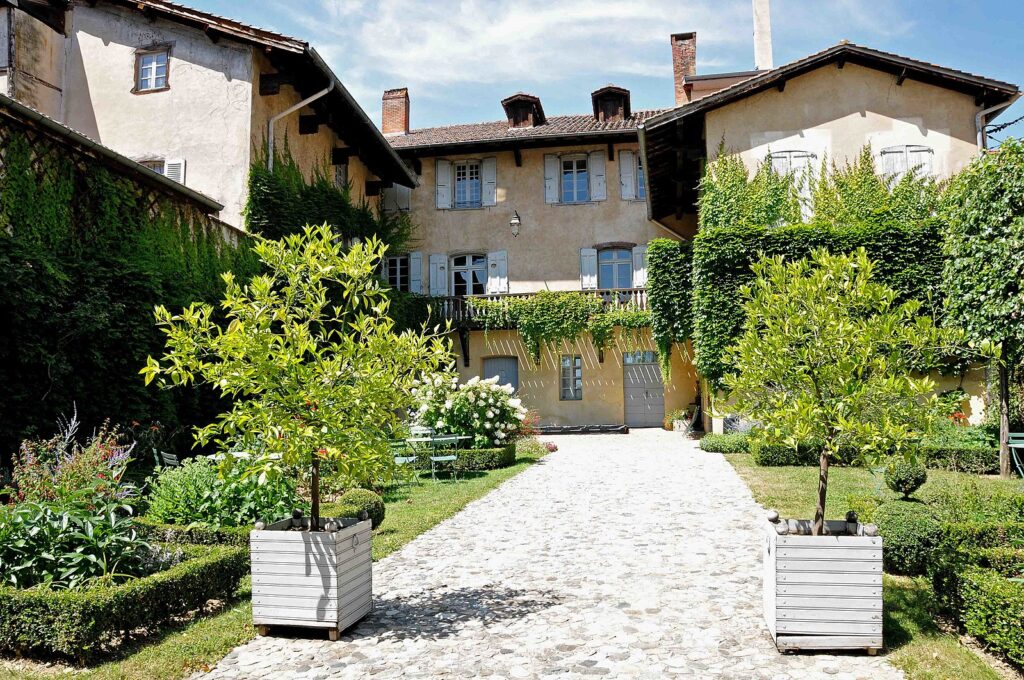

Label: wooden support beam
[513,147,522,167]
[299,114,321,135]
[365,180,382,197]
[896,68,907,86]
[837,57,845,70]
[204,25,220,43]
[331,147,356,165]
[776,79,786,93]
[975,90,988,107]
[409,157,422,175]
[459,329,471,368]
[607,142,614,162]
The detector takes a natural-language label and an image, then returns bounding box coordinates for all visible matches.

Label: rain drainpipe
[267,81,335,171]
[976,95,1019,153]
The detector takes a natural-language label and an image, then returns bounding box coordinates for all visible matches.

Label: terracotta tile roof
[390,110,667,150]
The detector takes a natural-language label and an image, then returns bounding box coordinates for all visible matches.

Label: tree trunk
[310,456,321,531]
[999,359,1011,479]
[813,448,830,536]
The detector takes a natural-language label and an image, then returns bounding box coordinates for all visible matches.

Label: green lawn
[723,452,1015,680]
[0,440,549,680]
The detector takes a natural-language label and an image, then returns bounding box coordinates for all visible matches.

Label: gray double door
[623,353,665,428]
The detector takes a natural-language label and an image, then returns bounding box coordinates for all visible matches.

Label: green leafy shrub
[145,457,300,529]
[0,495,155,589]
[920,445,999,474]
[874,501,942,575]
[884,458,928,499]
[413,445,516,472]
[646,238,692,374]
[749,440,819,466]
[134,516,250,546]
[699,432,749,454]
[692,221,946,390]
[845,494,883,524]
[12,417,136,504]
[334,489,385,529]
[415,375,528,448]
[958,567,1024,666]
[0,543,247,662]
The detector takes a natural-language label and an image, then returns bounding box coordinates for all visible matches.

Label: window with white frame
[880,145,934,180]
[140,159,166,175]
[136,49,169,92]
[769,149,816,217]
[598,248,632,290]
[453,160,482,208]
[560,355,583,400]
[561,155,589,203]
[384,254,410,292]
[635,153,646,200]
[139,158,186,184]
[450,254,487,296]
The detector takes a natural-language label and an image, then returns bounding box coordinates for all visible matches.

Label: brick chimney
[671,32,697,107]
[382,88,409,136]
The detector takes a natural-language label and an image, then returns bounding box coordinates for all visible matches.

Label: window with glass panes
[598,248,632,290]
[385,255,410,292]
[453,160,482,208]
[136,50,168,91]
[140,159,166,175]
[450,254,487,296]
[561,156,589,203]
[560,355,583,400]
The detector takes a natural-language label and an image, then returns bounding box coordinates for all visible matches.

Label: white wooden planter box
[251,517,373,640]
[763,516,883,654]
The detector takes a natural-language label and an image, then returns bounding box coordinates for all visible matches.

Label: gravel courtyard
[199,429,901,679]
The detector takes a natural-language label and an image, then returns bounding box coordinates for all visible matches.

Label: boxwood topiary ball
[884,457,928,499]
[336,488,386,529]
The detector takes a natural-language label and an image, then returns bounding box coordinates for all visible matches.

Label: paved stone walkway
[200,430,901,679]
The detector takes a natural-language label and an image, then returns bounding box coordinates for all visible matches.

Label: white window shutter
[428,254,447,296]
[382,187,399,212]
[619,149,636,201]
[544,154,559,204]
[908,146,934,176]
[165,158,186,184]
[435,159,451,209]
[482,157,497,206]
[486,250,508,294]
[409,252,423,294]
[580,248,598,290]
[631,245,648,288]
[589,151,606,201]
[396,184,411,211]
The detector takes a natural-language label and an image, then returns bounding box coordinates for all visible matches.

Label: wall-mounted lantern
[509,210,522,238]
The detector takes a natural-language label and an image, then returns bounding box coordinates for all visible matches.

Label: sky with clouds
[193,0,1024,140]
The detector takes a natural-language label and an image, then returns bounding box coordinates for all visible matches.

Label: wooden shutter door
[580,248,598,290]
[409,252,423,294]
[544,154,559,203]
[165,159,186,184]
[486,250,509,294]
[429,254,447,296]
[631,245,648,288]
[619,149,636,200]
[482,157,497,206]
[589,151,606,201]
[435,159,452,209]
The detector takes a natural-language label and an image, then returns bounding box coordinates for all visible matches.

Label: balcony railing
[431,288,648,324]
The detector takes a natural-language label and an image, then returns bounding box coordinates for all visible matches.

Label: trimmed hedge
[415,445,516,472]
[874,501,942,575]
[134,516,252,546]
[646,238,692,374]
[0,544,248,662]
[930,521,1024,612]
[699,432,749,454]
[959,567,1024,666]
[335,489,385,529]
[749,440,819,466]
[921,445,999,475]
[691,220,946,389]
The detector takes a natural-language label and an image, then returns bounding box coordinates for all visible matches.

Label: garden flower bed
[0,543,248,663]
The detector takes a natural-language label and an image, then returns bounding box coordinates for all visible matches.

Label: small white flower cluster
[412,373,528,447]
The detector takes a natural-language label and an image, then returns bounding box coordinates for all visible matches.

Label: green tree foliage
[724,249,955,533]
[646,239,692,375]
[942,138,1024,476]
[0,127,257,461]
[143,226,451,529]
[246,146,412,250]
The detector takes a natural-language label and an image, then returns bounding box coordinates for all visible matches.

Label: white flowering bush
[414,374,528,448]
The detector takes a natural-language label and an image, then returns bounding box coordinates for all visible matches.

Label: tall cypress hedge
[0,126,258,461]
[691,220,946,388]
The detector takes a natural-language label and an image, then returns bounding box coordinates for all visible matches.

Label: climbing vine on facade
[645,239,692,376]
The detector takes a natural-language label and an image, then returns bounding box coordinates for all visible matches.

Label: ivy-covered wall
[691,220,946,388]
[646,239,692,375]
[0,121,257,462]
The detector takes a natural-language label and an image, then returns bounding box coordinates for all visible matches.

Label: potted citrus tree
[724,248,965,653]
[143,225,449,639]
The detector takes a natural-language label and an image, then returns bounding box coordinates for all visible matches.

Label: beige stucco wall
[5,8,64,118]
[453,328,699,427]
[408,143,677,293]
[933,365,988,426]
[63,3,254,227]
[706,63,981,180]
